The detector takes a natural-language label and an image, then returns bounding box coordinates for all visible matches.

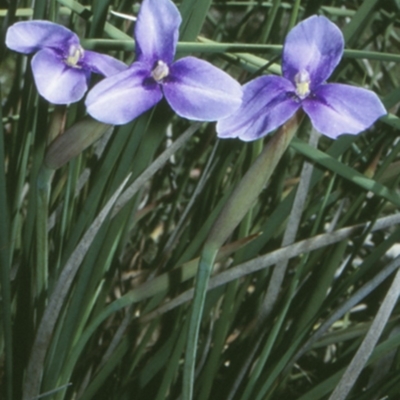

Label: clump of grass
[1,1,400,399]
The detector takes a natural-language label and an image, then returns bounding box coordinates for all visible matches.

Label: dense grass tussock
[1,0,400,399]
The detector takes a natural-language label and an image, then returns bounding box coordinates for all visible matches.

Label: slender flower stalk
[86,0,242,124]
[184,112,303,400]
[217,15,386,141]
[6,20,127,104]
[36,165,53,298]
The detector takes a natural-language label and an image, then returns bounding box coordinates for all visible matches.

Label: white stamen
[65,44,84,68]
[294,70,311,99]
[151,61,169,82]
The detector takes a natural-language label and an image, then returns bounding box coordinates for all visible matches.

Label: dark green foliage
[1,1,400,399]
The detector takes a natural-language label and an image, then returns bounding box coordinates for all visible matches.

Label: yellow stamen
[66,45,84,68]
[151,61,169,82]
[294,70,310,99]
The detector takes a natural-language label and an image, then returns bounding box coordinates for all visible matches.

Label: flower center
[151,61,169,82]
[294,70,310,99]
[65,44,84,68]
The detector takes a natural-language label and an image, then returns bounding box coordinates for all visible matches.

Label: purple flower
[85,0,242,125]
[6,20,127,104]
[217,15,386,141]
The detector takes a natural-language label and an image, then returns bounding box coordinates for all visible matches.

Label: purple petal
[163,57,242,121]
[6,20,77,54]
[217,75,300,141]
[82,50,128,77]
[283,16,344,89]
[302,83,386,138]
[85,63,163,125]
[134,0,181,65]
[31,48,88,104]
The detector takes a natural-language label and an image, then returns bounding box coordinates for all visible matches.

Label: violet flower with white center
[217,15,386,141]
[85,0,242,125]
[6,20,127,104]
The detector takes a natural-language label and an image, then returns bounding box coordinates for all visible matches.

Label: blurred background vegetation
[1,0,400,399]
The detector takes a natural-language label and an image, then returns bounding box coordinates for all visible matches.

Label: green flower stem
[36,166,53,300]
[34,107,68,302]
[183,245,218,400]
[0,93,12,400]
[288,0,302,30]
[183,112,303,400]
[80,39,400,62]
